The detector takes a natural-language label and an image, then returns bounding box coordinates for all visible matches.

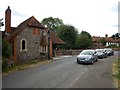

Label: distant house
[2,6,65,64]
[92,36,101,49]
[92,34,120,49]
[104,34,119,47]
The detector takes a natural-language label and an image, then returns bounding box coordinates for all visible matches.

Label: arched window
[20,39,27,51]
[22,40,25,50]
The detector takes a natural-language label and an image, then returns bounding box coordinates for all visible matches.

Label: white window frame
[40,46,47,53]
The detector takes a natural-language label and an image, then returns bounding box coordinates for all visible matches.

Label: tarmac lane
[2,51,118,88]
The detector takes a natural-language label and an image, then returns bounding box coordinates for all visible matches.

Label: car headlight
[85,58,89,60]
[85,57,92,60]
[107,51,110,53]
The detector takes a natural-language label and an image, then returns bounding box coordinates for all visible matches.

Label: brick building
[2,6,65,64]
[92,34,120,49]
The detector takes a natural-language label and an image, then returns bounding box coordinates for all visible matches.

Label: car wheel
[77,60,80,64]
[96,59,98,62]
[91,60,94,64]
[101,56,104,59]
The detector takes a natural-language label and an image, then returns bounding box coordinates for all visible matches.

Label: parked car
[104,48,114,56]
[95,49,108,59]
[77,50,98,64]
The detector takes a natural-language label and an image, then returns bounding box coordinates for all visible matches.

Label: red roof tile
[6,16,45,42]
[51,32,65,45]
[105,37,117,42]
[92,36,100,42]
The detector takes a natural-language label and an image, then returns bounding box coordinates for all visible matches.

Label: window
[32,29,35,34]
[32,29,40,35]
[22,40,25,50]
[20,39,27,51]
[40,46,47,53]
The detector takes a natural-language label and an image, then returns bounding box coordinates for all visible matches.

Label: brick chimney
[5,6,11,33]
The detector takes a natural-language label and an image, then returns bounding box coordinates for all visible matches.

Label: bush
[2,58,9,72]
[2,39,12,57]
[107,44,119,48]
[2,39,13,72]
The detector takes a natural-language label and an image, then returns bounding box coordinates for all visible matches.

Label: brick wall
[55,49,83,56]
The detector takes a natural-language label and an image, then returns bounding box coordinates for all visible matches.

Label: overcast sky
[0,0,119,37]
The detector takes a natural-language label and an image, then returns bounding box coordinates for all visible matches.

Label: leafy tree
[57,25,78,49]
[81,31,92,39]
[111,33,120,39]
[75,31,92,49]
[2,39,12,58]
[41,17,64,33]
[107,44,119,48]
[100,38,106,46]
[2,39,12,71]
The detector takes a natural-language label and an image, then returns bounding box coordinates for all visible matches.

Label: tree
[111,33,120,39]
[41,17,64,33]
[100,38,106,46]
[2,39,12,71]
[75,31,92,49]
[2,39,12,58]
[57,25,78,49]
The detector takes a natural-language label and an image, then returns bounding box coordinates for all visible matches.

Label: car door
[93,51,98,61]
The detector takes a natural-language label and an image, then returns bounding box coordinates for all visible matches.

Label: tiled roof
[92,36,100,42]
[92,36,120,43]
[0,31,7,38]
[117,38,120,43]
[51,32,65,45]
[6,16,45,42]
[105,37,118,42]
[17,16,45,29]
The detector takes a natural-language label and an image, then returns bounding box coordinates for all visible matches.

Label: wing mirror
[93,51,97,55]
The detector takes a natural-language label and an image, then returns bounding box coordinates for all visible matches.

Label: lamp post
[47,29,50,60]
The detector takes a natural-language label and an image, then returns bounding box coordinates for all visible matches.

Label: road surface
[2,51,118,88]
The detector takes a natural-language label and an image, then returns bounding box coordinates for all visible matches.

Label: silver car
[95,49,108,59]
[77,50,98,64]
[104,48,114,56]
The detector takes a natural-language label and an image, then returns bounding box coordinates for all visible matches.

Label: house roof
[17,16,45,29]
[92,36,120,43]
[11,27,17,33]
[105,37,118,42]
[92,36,100,42]
[51,32,65,45]
[1,31,7,38]
[6,16,45,42]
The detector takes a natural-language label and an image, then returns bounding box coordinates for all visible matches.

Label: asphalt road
[2,51,118,88]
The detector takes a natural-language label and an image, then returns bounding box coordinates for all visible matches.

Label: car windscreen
[96,49,104,52]
[80,51,94,55]
[105,50,111,51]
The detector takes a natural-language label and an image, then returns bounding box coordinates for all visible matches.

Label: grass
[2,59,53,76]
[112,58,120,89]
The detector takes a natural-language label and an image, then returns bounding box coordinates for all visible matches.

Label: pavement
[53,55,72,61]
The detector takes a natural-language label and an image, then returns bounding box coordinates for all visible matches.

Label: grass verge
[2,59,53,76]
[112,58,120,89]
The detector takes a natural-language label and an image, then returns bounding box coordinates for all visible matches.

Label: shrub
[107,44,119,48]
[2,58,9,72]
[2,39,12,72]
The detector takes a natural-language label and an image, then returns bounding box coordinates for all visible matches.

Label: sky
[0,0,119,37]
